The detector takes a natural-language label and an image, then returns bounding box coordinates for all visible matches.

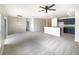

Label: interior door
[0,14,1,54]
[4,19,6,39]
[0,16,7,54]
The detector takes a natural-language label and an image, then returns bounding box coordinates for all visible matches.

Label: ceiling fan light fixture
[39,4,56,13]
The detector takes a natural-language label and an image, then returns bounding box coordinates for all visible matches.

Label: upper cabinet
[64,18,75,25]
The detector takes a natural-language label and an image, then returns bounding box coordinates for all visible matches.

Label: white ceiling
[4,4,78,18]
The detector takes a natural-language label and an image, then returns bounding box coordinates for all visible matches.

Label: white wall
[8,17,49,34]
[52,17,58,27]
[75,9,79,42]
[29,18,46,32]
[34,18,46,32]
[8,16,26,34]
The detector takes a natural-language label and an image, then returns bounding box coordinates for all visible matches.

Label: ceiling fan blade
[48,9,56,11]
[48,4,55,8]
[39,6,45,9]
[39,10,45,12]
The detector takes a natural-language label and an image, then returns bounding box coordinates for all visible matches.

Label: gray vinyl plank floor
[2,32,79,55]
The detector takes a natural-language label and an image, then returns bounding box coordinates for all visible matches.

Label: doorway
[26,21,30,31]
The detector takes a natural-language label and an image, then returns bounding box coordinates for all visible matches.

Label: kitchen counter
[44,27,61,37]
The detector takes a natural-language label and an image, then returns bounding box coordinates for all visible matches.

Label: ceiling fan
[39,4,56,13]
